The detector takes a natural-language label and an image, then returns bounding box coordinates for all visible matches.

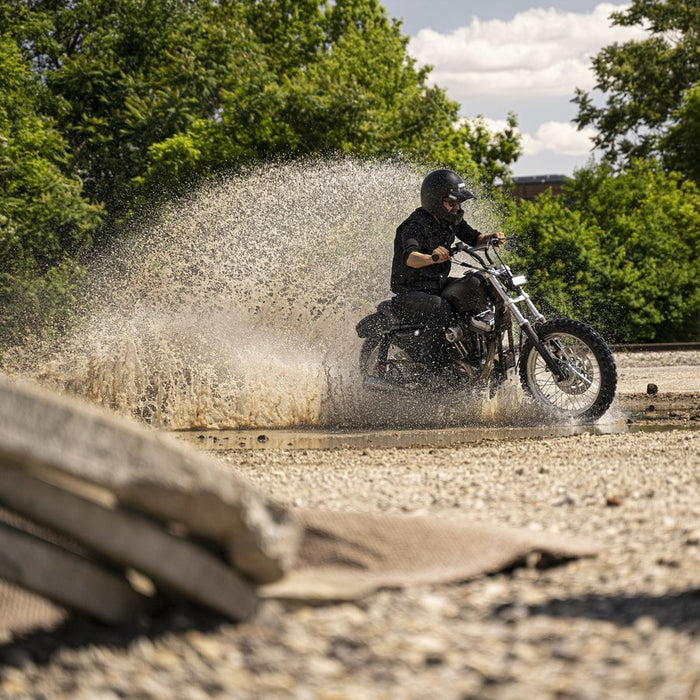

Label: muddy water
[176,421,633,451]
[7,157,522,430]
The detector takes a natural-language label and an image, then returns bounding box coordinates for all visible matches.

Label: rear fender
[356,312,389,338]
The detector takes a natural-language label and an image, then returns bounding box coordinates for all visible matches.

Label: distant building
[511,174,570,202]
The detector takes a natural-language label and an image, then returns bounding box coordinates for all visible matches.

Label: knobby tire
[519,318,617,421]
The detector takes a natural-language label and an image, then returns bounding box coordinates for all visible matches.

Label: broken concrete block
[0,464,258,621]
[0,375,300,583]
[0,523,149,624]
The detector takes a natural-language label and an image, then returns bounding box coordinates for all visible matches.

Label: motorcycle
[356,238,617,421]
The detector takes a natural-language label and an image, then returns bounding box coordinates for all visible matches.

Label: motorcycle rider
[390,168,505,371]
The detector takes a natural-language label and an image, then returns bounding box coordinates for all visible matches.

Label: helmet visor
[448,183,476,203]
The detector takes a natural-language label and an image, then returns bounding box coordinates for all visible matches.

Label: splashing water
[7,157,537,430]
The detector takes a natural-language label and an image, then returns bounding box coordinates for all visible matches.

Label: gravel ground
[615,350,700,395]
[1,354,699,699]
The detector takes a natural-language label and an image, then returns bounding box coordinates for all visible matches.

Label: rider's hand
[478,232,506,247]
[431,246,450,263]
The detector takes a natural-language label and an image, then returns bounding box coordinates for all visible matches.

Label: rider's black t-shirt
[390,207,481,294]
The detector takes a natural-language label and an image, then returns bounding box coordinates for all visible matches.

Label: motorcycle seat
[377,299,395,316]
[356,299,418,338]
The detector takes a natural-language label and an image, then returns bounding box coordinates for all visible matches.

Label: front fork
[488,277,569,381]
[520,323,569,381]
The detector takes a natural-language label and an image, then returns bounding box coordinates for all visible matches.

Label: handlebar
[431,237,504,261]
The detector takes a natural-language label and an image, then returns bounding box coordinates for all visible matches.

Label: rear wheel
[519,318,617,421]
[360,337,422,387]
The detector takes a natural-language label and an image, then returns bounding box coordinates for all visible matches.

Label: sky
[378,1,648,177]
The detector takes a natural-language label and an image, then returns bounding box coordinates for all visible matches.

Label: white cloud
[409,3,648,101]
[521,121,598,156]
[477,117,597,156]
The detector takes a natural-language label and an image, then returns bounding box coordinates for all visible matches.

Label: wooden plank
[0,523,149,625]
[0,464,259,621]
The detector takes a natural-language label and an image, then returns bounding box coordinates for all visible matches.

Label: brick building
[511,174,569,202]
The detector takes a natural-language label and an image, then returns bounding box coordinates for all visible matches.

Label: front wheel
[519,318,617,421]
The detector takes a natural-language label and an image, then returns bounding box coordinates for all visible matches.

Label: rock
[646,383,659,395]
[684,529,700,545]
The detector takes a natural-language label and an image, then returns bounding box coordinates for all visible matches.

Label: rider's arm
[456,221,506,247]
[401,223,450,268]
[406,248,450,268]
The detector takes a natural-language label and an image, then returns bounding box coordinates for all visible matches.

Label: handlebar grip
[433,241,466,260]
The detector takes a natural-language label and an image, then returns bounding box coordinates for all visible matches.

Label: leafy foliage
[573,0,700,180]
[0,35,102,346]
[22,0,274,215]
[507,160,700,341]
[4,0,520,214]
[660,82,700,183]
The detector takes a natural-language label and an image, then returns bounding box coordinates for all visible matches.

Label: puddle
[173,420,698,451]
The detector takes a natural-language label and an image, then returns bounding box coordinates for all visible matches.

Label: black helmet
[420,169,476,224]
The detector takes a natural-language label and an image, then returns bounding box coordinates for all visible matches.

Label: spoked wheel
[519,318,617,421]
[360,337,423,388]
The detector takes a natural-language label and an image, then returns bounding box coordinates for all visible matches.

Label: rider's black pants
[391,290,454,368]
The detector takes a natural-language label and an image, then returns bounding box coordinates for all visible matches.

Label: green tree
[506,192,606,324]
[660,82,700,183]
[5,0,520,213]
[573,0,700,178]
[275,0,462,157]
[0,35,102,347]
[507,160,700,342]
[141,0,521,195]
[12,0,273,217]
[568,160,699,341]
[435,113,522,191]
[241,0,325,74]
